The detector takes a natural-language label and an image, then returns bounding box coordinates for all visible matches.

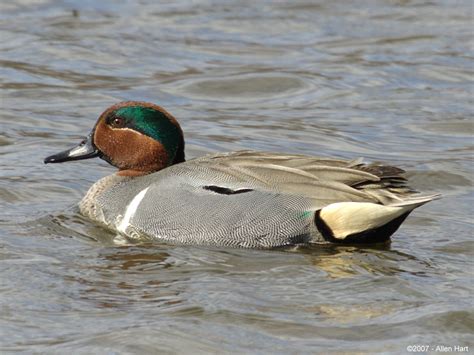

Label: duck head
[44,101,185,176]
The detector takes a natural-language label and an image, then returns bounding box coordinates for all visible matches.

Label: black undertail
[314,210,411,244]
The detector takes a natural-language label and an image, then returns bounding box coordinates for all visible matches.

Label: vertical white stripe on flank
[117,187,150,233]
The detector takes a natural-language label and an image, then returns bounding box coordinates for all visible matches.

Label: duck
[44,101,439,248]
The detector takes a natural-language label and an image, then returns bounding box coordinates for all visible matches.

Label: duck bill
[44,133,100,164]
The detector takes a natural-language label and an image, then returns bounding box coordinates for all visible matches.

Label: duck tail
[314,194,440,243]
[386,193,441,208]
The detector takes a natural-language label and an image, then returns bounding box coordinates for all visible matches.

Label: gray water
[1,1,473,353]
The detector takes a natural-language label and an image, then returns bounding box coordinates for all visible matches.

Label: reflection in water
[73,250,184,310]
[102,249,171,271]
[295,243,434,279]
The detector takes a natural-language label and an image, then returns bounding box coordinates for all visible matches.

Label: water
[1,0,473,353]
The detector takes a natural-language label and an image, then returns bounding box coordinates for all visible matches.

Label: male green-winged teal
[44,101,439,248]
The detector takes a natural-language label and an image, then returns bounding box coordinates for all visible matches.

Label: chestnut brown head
[44,101,185,176]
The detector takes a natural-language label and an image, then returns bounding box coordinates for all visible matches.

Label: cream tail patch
[319,202,411,239]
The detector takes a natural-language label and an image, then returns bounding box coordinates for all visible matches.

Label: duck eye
[109,116,125,128]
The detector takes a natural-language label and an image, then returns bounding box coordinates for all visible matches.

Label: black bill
[44,133,100,164]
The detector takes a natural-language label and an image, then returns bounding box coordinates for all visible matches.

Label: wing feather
[189,150,417,207]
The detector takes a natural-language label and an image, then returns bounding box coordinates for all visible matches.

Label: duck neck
[172,134,185,165]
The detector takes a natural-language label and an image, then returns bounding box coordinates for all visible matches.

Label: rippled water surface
[1,0,473,353]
